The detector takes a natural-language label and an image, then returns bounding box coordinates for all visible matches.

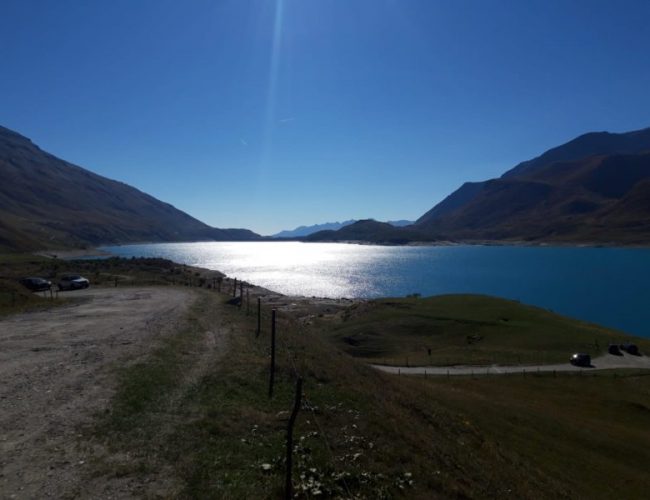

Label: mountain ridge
[418,126,650,227]
[0,125,260,252]
[272,219,414,238]
[314,126,650,245]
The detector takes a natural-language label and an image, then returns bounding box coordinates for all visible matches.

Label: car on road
[19,277,52,292]
[570,353,591,367]
[58,274,90,291]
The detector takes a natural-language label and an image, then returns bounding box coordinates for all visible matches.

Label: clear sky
[2,0,650,235]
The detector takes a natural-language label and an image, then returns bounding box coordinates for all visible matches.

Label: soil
[0,286,196,499]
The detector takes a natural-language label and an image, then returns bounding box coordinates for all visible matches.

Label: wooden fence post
[269,309,277,398]
[285,377,303,500]
[256,297,261,337]
[233,278,237,297]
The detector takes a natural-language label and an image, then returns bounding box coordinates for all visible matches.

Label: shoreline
[35,248,113,260]
[303,238,650,249]
[25,244,650,339]
[74,238,650,252]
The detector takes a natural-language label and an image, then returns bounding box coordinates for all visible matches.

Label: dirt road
[372,352,650,376]
[0,286,195,499]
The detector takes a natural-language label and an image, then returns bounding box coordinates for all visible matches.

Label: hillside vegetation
[326,294,650,366]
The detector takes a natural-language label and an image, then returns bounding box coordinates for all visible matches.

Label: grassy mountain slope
[417,152,650,243]
[502,126,650,179]
[0,125,259,251]
[308,126,650,245]
[411,127,650,244]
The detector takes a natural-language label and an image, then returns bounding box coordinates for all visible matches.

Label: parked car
[19,277,52,292]
[570,353,591,367]
[622,343,640,356]
[608,344,622,355]
[58,274,90,291]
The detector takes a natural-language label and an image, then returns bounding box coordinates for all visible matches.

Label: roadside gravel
[0,286,195,499]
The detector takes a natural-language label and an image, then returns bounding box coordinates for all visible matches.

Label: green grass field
[89,288,650,498]
[421,371,650,498]
[327,294,649,366]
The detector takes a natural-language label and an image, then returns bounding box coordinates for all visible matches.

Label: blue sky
[2,0,650,235]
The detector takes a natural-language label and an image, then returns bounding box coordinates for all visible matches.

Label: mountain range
[312,126,650,245]
[0,125,260,252]
[3,123,650,252]
[271,219,413,238]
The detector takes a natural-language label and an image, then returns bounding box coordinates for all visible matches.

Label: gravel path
[372,352,650,376]
[0,286,195,499]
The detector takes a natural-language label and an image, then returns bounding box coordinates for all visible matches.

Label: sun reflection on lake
[101,241,650,337]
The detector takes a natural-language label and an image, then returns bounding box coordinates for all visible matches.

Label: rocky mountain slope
[312,126,650,245]
[0,126,259,252]
[418,152,650,243]
[415,127,650,244]
[418,127,650,226]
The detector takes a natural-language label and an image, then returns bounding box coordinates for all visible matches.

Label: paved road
[372,352,650,376]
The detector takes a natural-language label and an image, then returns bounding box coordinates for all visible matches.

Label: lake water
[101,242,650,338]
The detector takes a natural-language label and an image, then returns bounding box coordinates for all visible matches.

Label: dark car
[623,343,640,356]
[19,277,52,292]
[58,274,90,291]
[608,344,622,355]
[570,353,591,367]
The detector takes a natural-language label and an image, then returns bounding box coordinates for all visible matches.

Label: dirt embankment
[0,287,195,499]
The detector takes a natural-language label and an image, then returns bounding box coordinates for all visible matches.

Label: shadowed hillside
[313,126,650,245]
[0,126,260,251]
[307,219,433,244]
[416,151,650,243]
[414,126,650,244]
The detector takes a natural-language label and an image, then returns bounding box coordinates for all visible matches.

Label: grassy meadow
[327,295,650,366]
[86,281,650,498]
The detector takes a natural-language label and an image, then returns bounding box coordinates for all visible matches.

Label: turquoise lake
[101,242,650,338]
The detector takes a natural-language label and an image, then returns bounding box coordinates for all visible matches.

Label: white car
[58,274,90,291]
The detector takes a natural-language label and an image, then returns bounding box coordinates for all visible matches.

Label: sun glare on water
[134,241,392,297]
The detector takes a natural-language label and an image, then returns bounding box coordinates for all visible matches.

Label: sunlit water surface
[101,242,650,337]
